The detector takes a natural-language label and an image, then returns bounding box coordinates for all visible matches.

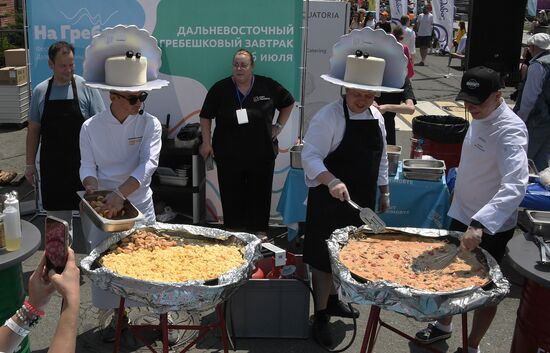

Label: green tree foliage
[0,9,24,66]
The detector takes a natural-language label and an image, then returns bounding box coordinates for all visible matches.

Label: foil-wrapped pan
[80,223,262,313]
[327,226,510,321]
[77,190,144,232]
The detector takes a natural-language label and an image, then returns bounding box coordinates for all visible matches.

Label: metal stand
[359,305,469,353]
[113,297,229,353]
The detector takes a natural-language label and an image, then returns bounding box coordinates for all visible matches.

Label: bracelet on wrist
[327,178,342,189]
[381,192,390,198]
[4,318,30,337]
[274,122,283,129]
[24,300,45,317]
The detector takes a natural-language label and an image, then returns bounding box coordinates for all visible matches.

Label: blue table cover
[379,164,451,229]
[277,165,451,241]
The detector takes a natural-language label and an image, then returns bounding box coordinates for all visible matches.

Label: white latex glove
[461,226,483,251]
[329,181,349,202]
[101,191,125,219]
[378,193,390,213]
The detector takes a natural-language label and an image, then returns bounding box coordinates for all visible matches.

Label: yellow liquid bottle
[3,205,21,252]
[5,237,21,251]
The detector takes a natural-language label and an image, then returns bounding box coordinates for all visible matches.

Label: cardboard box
[227,255,311,338]
[4,49,27,67]
[0,66,28,85]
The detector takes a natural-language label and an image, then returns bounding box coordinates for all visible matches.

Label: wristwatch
[274,122,283,129]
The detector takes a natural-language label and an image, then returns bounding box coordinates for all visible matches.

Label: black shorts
[449,219,515,263]
[417,35,432,48]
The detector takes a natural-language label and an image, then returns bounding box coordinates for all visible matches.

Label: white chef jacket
[448,99,528,234]
[302,97,389,187]
[79,108,161,309]
[79,108,162,221]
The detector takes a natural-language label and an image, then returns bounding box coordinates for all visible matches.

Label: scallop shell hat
[321,27,407,93]
[83,24,169,92]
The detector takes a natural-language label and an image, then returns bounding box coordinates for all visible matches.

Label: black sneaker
[415,323,452,344]
[325,298,360,319]
[415,61,425,66]
[313,313,333,347]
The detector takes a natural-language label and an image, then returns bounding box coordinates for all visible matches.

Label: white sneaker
[157,206,177,222]
[167,314,180,346]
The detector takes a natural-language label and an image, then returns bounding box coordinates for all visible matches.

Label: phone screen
[45,217,68,273]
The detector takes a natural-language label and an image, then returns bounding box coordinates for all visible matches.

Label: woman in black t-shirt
[199,49,295,239]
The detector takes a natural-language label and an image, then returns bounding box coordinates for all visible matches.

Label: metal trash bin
[411,115,469,171]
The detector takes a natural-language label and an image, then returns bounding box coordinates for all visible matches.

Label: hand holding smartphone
[45,216,69,274]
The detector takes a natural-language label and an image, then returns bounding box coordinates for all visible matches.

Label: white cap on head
[527,33,550,50]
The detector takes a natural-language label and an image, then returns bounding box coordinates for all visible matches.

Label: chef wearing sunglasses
[78,26,170,327]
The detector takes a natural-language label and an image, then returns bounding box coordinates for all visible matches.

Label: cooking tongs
[347,199,386,233]
[534,235,550,266]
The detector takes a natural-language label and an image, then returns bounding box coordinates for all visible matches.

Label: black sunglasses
[113,92,148,105]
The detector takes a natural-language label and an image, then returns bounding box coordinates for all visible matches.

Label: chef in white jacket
[78,25,169,342]
[415,66,528,353]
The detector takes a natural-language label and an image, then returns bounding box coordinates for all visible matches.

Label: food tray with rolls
[327,226,510,321]
[77,190,144,232]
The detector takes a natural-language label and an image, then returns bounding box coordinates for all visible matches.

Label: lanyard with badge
[233,75,254,125]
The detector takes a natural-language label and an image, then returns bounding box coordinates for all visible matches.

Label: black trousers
[449,219,515,263]
[216,158,275,233]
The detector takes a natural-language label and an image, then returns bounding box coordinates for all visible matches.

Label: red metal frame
[112,297,229,353]
[360,305,469,353]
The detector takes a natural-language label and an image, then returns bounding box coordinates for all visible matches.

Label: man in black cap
[415,66,528,353]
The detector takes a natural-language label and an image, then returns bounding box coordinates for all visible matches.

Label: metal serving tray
[403,170,443,182]
[526,210,550,238]
[77,190,144,232]
[402,159,446,173]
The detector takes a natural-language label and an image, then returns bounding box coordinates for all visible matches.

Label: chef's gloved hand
[378,193,390,213]
[102,191,125,218]
[82,176,99,194]
[461,226,483,251]
[328,178,349,202]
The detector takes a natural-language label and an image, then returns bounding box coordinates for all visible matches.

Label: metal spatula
[534,235,550,266]
[347,199,386,233]
[412,244,460,273]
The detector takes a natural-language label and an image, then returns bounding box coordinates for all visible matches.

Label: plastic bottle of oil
[3,193,21,251]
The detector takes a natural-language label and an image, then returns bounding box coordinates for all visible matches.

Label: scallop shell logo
[466,79,480,90]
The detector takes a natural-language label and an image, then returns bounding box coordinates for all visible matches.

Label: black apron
[304,99,383,272]
[39,78,85,210]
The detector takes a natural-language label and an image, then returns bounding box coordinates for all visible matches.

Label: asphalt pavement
[0,51,524,353]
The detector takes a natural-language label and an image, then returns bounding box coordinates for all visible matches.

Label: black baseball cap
[455,66,503,105]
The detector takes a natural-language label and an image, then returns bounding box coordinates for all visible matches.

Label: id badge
[236,108,249,125]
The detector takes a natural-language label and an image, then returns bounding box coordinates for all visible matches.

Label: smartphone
[45,216,69,274]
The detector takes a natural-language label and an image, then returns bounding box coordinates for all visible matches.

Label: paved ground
[1,51,524,353]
